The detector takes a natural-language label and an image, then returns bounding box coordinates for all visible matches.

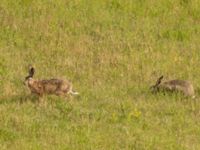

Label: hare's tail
[192,95,196,99]
[69,89,79,95]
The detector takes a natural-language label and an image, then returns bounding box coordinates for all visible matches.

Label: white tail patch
[192,95,196,99]
[69,90,79,95]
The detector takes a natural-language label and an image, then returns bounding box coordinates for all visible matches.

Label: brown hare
[150,76,195,98]
[24,67,79,97]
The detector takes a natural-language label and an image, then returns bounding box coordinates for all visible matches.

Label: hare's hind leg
[55,91,65,97]
[54,91,69,100]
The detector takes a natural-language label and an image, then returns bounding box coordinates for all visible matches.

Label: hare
[24,67,79,97]
[150,76,195,98]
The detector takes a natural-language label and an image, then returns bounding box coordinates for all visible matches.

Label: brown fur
[151,76,195,98]
[24,67,78,97]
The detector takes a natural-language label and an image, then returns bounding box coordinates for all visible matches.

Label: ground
[0,0,200,149]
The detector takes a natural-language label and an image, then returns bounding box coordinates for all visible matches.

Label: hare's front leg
[37,94,47,106]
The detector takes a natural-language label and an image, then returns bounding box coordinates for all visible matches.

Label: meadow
[0,0,200,149]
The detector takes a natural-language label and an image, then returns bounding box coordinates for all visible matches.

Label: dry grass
[0,0,200,149]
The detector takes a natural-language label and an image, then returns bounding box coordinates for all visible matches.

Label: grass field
[0,0,200,149]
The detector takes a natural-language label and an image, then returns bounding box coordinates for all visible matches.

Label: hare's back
[41,79,62,86]
[164,80,191,87]
[164,80,194,96]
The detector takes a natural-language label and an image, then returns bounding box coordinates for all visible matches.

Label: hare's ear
[155,75,163,86]
[29,67,35,77]
[150,75,164,91]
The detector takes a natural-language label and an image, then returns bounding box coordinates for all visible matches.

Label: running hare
[24,67,79,97]
[150,76,195,98]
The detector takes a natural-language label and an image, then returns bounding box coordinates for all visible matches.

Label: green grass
[1,0,200,149]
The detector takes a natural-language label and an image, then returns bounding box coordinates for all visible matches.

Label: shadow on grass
[0,94,39,105]
[0,92,81,107]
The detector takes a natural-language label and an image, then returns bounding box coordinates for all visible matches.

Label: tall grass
[0,0,200,149]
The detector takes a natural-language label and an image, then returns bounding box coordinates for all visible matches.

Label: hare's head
[24,67,35,86]
[150,75,164,93]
